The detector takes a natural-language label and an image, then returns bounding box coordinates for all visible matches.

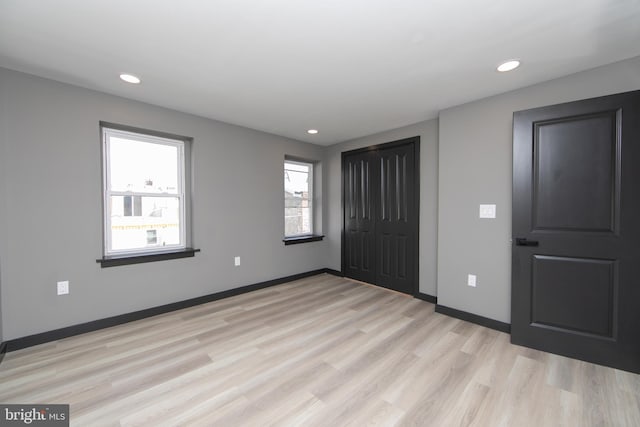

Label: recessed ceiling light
[119,73,141,84]
[497,60,520,72]
[307,129,319,135]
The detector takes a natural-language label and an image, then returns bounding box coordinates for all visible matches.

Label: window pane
[285,206,311,236]
[284,162,309,173]
[109,137,179,194]
[146,230,158,245]
[284,167,309,196]
[110,196,180,251]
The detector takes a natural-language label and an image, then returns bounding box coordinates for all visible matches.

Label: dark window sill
[97,248,200,268]
[283,235,324,245]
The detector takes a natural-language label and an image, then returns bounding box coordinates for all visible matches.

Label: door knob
[515,238,539,247]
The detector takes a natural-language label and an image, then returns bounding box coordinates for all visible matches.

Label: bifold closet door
[375,144,416,294]
[342,139,418,295]
[343,152,376,284]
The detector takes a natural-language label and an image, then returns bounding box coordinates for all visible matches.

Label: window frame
[101,124,189,258]
[284,158,315,239]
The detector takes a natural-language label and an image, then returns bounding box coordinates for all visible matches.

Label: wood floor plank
[1,273,638,426]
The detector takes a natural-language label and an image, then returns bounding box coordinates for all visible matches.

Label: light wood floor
[1,274,639,426]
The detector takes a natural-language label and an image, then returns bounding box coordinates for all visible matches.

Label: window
[101,124,190,258]
[284,160,313,237]
[146,229,158,245]
[283,158,323,245]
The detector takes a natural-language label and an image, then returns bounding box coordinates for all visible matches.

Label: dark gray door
[376,144,416,294]
[342,137,419,295]
[511,90,640,373]
[343,152,376,284]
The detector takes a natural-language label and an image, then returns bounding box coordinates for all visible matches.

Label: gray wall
[0,68,328,340]
[325,120,439,296]
[437,56,640,323]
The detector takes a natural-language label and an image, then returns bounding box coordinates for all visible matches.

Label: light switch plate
[234,256,241,266]
[57,281,69,295]
[467,274,477,287]
[479,204,496,219]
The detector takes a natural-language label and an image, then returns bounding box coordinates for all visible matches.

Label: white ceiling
[1,1,639,145]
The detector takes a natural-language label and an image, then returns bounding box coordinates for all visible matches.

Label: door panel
[380,156,391,222]
[397,235,408,279]
[375,144,415,294]
[343,153,376,284]
[346,231,358,269]
[380,233,392,277]
[531,255,616,338]
[512,90,640,373]
[361,231,373,272]
[396,153,408,222]
[533,111,619,232]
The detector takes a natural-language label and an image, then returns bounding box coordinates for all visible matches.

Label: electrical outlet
[479,204,497,219]
[234,256,241,267]
[57,280,69,295]
[467,274,477,287]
